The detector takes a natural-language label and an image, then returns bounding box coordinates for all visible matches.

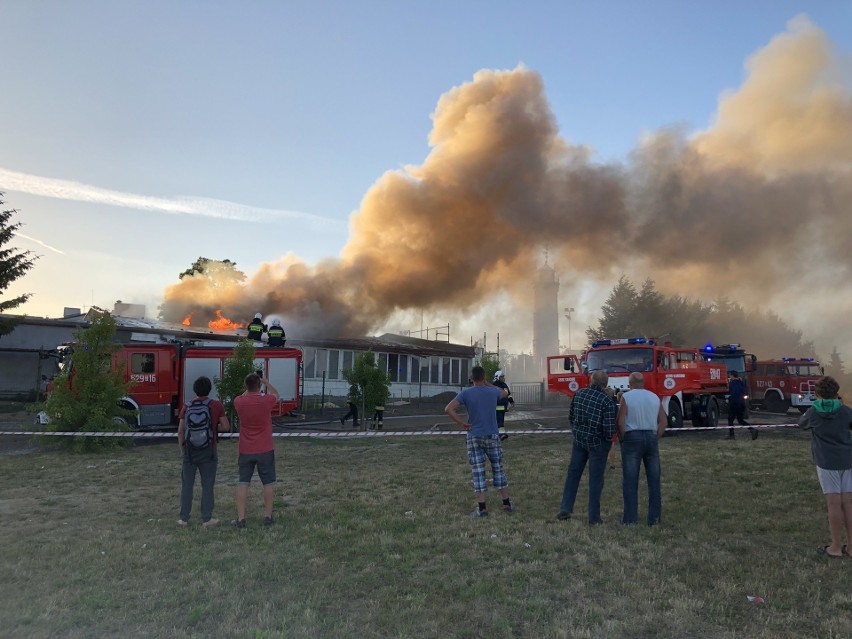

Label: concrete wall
[0,319,81,399]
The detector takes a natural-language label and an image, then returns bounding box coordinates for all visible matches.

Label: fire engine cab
[52,328,302,429]
[747,357,823,414]
[547,337,730,429]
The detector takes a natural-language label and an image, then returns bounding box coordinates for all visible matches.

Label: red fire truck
[547,337,730,428]
[51,332,302,429]
[746,357,823,414]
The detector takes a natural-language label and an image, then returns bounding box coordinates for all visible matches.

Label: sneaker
[502,503,514,514]
[750,428,759,441]
[201,518,219,529]
[472,508,489,517]
[177,519,189,527]
[263,516,274,526]
[230,518,246,529]
[499,433,509,441]
[556,511,571,521]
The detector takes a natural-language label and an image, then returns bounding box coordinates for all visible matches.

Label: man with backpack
[178,376,231,528]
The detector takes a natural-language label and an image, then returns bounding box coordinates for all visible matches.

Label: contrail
[0,168,339,227]
[12,231,65,254]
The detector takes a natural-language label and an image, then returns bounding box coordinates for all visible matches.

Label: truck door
[127,349,172,427]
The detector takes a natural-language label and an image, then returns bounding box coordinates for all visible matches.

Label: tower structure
[532,261,559,360]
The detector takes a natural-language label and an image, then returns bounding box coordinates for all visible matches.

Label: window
[442,358,450,385]
[430,357,440,384]
[398,355,408,383]
[388,354,399,382]
[303,347,316,379]
[421,357,431,384]
[328,350,340,380]
[411,356,420,383]
[461,360,469,386]
[131,352,155,374]
[342,351,354,374]
[315,349,328,378]
[378,353,388,376]
[451,359,460,385]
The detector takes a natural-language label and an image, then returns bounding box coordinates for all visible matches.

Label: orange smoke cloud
[159,16,852,358]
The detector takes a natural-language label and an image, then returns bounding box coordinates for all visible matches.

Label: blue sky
[1,1,850,350]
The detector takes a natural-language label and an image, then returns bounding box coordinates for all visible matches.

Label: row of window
[301,348,471,386]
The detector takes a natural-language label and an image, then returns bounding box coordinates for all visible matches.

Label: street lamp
[564,307,575,351]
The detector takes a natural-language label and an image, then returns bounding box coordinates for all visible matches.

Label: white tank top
[622,388,661,431]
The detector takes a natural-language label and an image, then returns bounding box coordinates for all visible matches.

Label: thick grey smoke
[160,16,851,357]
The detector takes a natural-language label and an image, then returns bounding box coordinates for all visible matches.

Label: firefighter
[372,402,385,430]
[493,370,514,441]
[247,313,267,342]
[267,319,286,347]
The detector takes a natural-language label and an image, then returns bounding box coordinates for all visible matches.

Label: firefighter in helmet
[267,319,286,347]
[372,402,385,430]
[493,370,514,441]
[247,312,266,342]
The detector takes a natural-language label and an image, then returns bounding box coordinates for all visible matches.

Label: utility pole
[564,307,575,351]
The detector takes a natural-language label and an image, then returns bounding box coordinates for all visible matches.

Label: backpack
[184,399,214,450]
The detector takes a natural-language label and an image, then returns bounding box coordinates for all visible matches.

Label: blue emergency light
[591,337,653,348]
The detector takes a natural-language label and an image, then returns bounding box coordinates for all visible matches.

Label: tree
[0,194,39,336]
[586,275,638,343]
[478,352,501,383]
[39,312,133,452]
[179,257,245,283]
[214,338,257,429]
[343,352,391,420]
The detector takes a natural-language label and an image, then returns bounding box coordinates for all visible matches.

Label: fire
[182,313,192,326]
[208,310,246,330]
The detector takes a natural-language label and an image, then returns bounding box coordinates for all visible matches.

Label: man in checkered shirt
[556,370,617,524]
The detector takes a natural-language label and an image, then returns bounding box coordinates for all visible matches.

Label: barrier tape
[0,423,800,438]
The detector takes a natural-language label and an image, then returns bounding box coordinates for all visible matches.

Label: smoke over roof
[159,16,851,356]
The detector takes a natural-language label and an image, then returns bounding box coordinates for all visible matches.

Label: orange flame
[208,310,246,330]
[182,313,193,326]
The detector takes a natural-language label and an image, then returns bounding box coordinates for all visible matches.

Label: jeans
[560,439,612,523]
[180,447,218,522]
[620,430,661,525]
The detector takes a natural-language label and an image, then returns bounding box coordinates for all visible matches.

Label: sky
[1,1,851,357]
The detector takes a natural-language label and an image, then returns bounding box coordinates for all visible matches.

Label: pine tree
[0,194,39,336]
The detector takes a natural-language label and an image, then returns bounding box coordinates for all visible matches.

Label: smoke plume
[160,16,851,357]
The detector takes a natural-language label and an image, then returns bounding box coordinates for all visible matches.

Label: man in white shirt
[616,372,667,526]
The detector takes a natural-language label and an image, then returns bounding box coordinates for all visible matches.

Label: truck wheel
[706,398,719,428]
[764,393,788,414]
[667,401,683,429]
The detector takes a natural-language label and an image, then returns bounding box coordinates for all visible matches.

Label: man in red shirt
[232,372,280,528]
[177,376,230,528]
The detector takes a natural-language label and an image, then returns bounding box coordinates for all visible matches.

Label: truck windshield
[586,348,654,373]
[56,346,73,373]
[706,354,746,374]
[787,364,821,376]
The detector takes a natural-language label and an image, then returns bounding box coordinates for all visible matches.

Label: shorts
[238,450,277,485]
[816,466,852,494]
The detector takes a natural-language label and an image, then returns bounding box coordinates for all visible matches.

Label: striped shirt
[569,385,617,450]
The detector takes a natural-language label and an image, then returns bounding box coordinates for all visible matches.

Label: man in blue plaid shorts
[445,365,513,517]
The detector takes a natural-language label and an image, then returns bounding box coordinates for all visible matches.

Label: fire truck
[746,357,823,414]
[547,337,730,428]
[699,343,754,416]
[50,325,302,429]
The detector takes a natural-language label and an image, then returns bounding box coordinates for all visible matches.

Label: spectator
[445,365,513,517]
[556,370,617,524]
[616,372,667,526]
[232,373,280,528]
[798,376,852,558]
[177,376,230,528]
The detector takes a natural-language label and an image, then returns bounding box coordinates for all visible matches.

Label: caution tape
[0,423,800,438]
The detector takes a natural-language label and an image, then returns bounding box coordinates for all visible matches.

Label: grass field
[1,428,850,638]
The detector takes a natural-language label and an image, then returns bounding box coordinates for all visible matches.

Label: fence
[511,382,545,407]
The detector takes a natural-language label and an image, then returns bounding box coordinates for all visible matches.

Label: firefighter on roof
[247,313,267,342]
[493,370,514,441]
[267,319,286,347]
